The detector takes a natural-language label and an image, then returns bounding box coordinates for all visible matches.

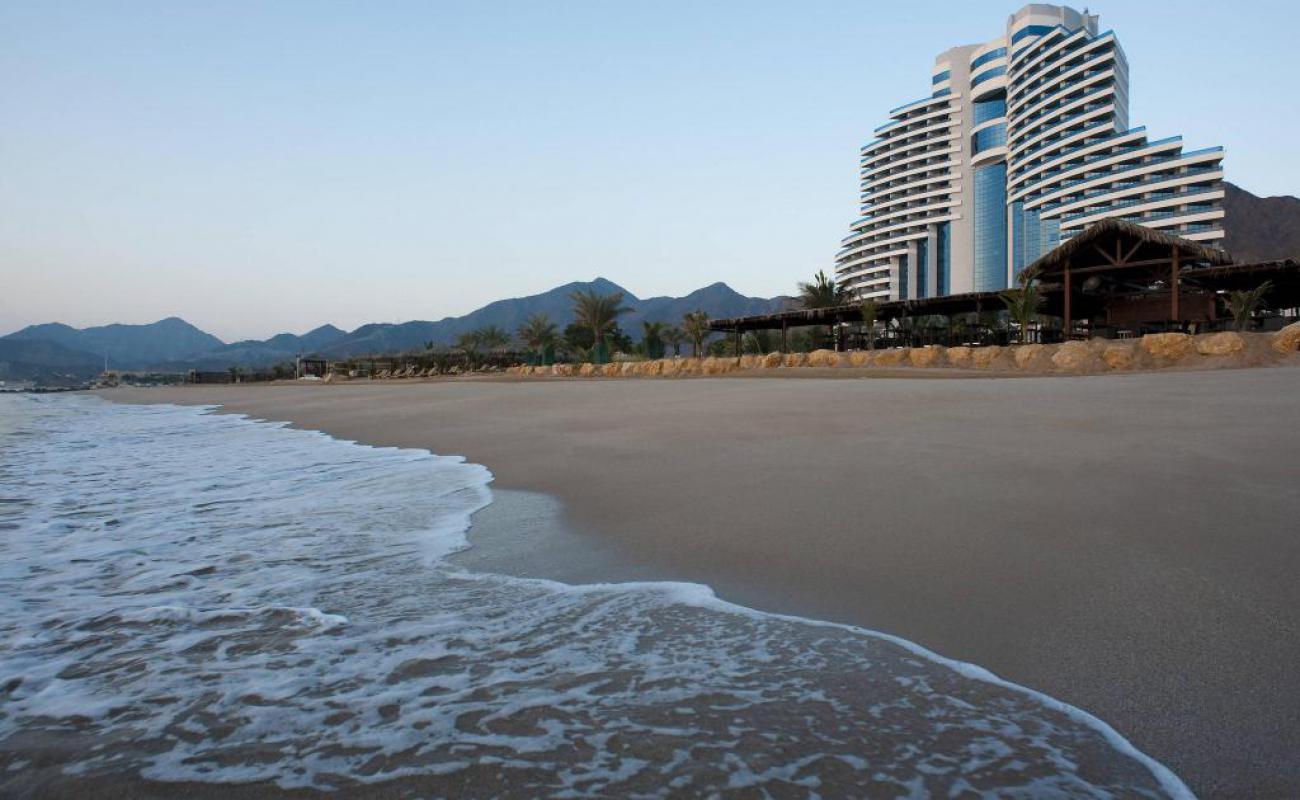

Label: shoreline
[98,370,1300,798]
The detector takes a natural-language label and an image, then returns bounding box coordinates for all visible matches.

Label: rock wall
[503,328,1300,379]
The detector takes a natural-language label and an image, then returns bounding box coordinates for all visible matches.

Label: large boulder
[1272,321,1300,354]
[873,348,908,367]
[578,363,599,377]
[1196,331,1246,357]
[701,357,737,375]
[909,346,946,367]
[1141,332,1193,362]
[784,353,809,368]
[760,352,784,369]
[1052,340,1104,373]
[552,363,575,377]
[847,350,873,367]
[1011,344,1051,371]
[807,349,841,368]
[738,354,760,370]
[657,359,678,377]
[1102,342,1138,370]
[678,358,703,375]
[971,346,1006,369]
[946,346,973,368]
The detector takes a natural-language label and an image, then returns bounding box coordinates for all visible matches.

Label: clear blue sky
[2,0,1292,340]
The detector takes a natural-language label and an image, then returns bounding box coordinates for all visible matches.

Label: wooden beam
[1171,247,1181,322]
[1093,243,1119,265]
[1118,239,1144,265]
[1064,259,1072,338]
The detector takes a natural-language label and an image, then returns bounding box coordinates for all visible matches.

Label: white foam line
[118,397,1195,799]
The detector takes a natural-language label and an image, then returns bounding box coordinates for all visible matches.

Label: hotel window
[1012,24,1056,45]
[971,66,1007,86]
[970,48,1007,71]
[973,94,1007,126]
[972,123,1008,154]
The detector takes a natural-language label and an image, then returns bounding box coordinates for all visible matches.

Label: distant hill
[1223,182,1300,263]
[2,280,792,370]
[3,317,223,370]
[314,278,792,359]
[0,339,103,384]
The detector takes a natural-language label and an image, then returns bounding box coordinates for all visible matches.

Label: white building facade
[836,4,1226,300]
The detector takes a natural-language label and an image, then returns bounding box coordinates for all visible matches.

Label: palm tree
[999,268,1044,344]
[744,329,776,355]
[474,325,512,350]
[797,270,848,310]
[1225,281,1272,331]
[641,321,667,360]
[682,311,712,357]
[455,329,482,354]
[859,299,880,350]
[570,288,631,362]
[517,313,559,364]
[661,326,686,357]
[454,330,482,370]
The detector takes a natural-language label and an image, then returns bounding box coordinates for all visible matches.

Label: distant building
[835,4,1226,300]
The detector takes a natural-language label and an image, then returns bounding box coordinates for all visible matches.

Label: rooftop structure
[835,4,1226,301]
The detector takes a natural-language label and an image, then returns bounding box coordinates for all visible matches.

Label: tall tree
[517,313,559,363]
[999,268,1044,344]
[455,329,482,354]
[797,270,848,310]
[859,298,880,351]
[473,325,512,350]
[641,321,667,360]
[682,311,712,357]
[1225,281,1272,331]
[570,288,631,362]
[661,326,686,357]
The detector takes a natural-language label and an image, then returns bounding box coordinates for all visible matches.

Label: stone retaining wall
[506,324,1300,378]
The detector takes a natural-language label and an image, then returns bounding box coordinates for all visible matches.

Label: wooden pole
[1171,246,1181,324]
[1063,259,1072,340]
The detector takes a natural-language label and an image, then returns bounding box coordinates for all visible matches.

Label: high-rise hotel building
[835,4,1226,300]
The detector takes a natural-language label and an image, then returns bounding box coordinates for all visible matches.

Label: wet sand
[103,368,1300,798]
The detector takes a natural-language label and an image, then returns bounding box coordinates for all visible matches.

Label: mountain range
[1221,182,1300,263]
[1,279,791,380]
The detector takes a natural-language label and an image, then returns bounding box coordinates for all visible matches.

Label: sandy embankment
[103,368,1300,798]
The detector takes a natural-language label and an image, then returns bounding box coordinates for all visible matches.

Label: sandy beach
[103,368,1300,798]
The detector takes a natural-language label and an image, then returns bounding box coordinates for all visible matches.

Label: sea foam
[0,394,1192,798]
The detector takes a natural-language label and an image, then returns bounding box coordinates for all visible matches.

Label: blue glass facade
[973,95,1007,126]
[1011,24,1055,44]
[898,254,909,300]
[971,66,1007,86]
[972,123,1008,154]
[1010,202,1062,282]
[931,70,951,85]
[973,163,1009,292]
[915,238,929,299]
[936,222,951,297]
[970,48,1007,71]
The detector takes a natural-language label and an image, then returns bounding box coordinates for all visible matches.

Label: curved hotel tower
[836,4,1225,300]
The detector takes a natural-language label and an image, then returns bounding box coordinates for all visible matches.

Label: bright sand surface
[103,368,1300,798]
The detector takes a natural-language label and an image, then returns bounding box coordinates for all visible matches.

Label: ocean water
[0,394,1191,798]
